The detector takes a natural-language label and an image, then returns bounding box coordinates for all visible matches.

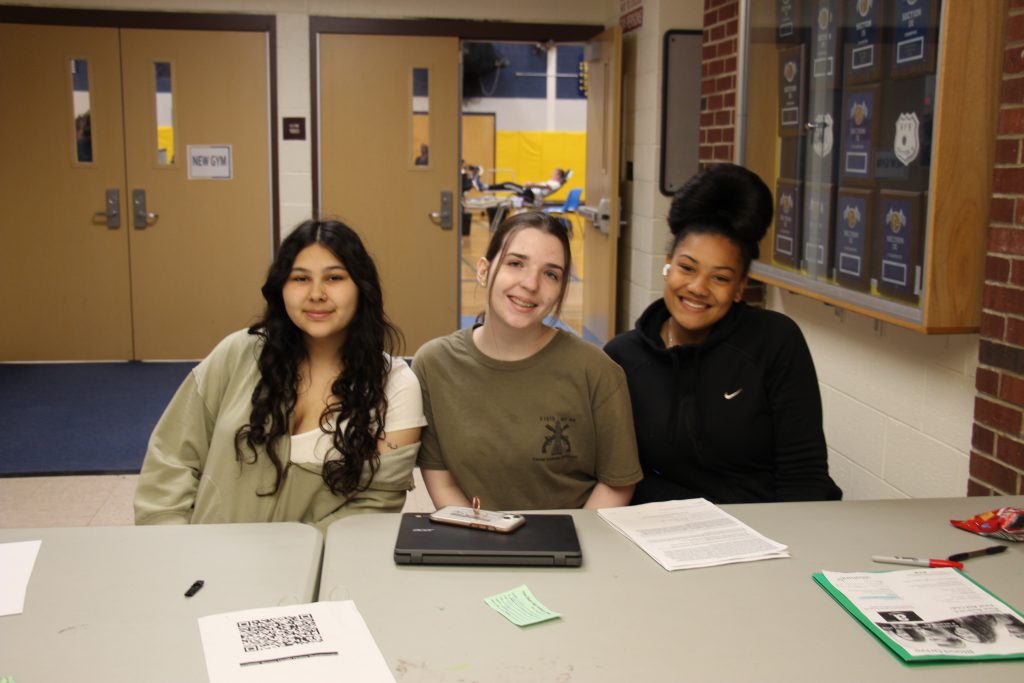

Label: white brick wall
[620,0,701,328]
[769,288,977,500]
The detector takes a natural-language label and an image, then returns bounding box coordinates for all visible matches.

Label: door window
[70,59,93,164]
[155,61,175,165]
[412,67,430,167]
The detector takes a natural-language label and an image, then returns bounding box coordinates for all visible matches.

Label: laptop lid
[393,513,582,567]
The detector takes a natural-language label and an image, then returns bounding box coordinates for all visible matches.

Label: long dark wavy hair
[235,219,400,497]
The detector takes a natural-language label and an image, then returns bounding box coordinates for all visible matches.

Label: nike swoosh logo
[724,389,743,400]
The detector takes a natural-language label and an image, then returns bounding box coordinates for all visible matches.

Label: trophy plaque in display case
[833,187,873,291]
[844,0,883,85]
[839,85,880,185]
[810,0,842,90]
[776,0,802,43]
[774,179,803,268]
[802,182,834,279]
[891,0,938,79]
[779,45,807,138]
[875,190,923,303]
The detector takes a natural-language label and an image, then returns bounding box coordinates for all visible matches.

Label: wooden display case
[741,0,1005,333]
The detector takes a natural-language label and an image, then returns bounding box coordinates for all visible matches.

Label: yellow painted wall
[494,131,586,203]
[412,113,429,165]
[157,126,174,163]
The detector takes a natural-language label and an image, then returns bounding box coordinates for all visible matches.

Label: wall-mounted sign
[187,144,233,180]
[283,117,306,141]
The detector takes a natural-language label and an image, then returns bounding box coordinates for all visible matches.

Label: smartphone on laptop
[429,505,526,533]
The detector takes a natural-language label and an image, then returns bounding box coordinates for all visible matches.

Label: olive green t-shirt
[413,327,641,510]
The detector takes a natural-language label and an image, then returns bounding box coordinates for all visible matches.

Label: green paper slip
[485,585,561,627]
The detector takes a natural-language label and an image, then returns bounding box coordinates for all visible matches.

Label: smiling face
[663,231,747,345]
[479,227,567,333]
[282,243,359,350]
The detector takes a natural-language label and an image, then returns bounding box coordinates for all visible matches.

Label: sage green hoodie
[134,329,423,534]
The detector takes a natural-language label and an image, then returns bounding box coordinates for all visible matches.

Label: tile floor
[0,469,435,529]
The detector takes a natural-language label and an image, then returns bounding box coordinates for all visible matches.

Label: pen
[184,579,205,597]
[947,545,1008,562]
[871,555,964,570]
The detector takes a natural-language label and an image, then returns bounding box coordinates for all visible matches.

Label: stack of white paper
[598,498,789,571]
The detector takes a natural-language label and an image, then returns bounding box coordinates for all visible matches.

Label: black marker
[947,545,1008,563]
[184,580,205,597]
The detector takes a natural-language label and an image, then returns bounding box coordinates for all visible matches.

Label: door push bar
[578,197,612,235]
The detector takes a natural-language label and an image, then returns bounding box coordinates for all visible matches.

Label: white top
[290,357,426,464]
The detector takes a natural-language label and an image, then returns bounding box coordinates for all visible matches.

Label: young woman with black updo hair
[605,164,841,505]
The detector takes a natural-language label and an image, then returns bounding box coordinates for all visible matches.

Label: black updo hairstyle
[667,163,773,276]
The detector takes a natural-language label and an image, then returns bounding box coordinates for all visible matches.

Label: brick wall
[699,0,738,165]
[700,0,763,305]
[971,2,1024,496]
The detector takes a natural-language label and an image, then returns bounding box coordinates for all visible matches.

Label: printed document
[598,498,789,570]
[815,568,1024,662]
[199,600,395,682]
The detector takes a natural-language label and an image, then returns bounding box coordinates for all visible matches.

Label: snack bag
[950,507,1024,542]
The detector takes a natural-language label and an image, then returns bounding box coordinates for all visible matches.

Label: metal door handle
[435,191,453,230]
[92,188,120,228]
[132,189,159,229]
[427,197,453,228]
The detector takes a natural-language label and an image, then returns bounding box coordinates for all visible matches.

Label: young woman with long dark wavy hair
[135,220,425,531]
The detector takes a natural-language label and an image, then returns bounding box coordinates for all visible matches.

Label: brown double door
[0,23,271,360]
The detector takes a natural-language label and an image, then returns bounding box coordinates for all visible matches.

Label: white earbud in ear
[662,263,671,277]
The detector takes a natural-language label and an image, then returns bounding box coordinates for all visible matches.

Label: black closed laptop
[393,512,582,566]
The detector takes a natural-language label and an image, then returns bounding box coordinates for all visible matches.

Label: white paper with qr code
[198,600,395,682]
[598,498,789,570]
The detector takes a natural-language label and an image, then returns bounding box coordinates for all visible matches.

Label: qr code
[236,613,323,652]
